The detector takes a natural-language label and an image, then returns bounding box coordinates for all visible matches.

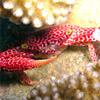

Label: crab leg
[0,56,56,85]
[16,71,38,85]
[93,44,100,57]
[87,42,98,63]
[74,42,100,56]
[73,42,99,63]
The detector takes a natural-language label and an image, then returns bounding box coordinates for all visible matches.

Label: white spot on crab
[93,28,100,41]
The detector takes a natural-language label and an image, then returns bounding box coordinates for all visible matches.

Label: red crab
[0,25,100,85]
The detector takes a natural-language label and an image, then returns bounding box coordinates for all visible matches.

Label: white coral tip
[93,28,100,41]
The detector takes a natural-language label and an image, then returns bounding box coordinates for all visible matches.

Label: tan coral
[29,59,100,100]
[0,0,75,28]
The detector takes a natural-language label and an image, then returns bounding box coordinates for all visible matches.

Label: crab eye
[21,44,28,49]
[66,29,72,35]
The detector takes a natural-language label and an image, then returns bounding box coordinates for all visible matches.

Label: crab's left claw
[16,56,57,85]
[2,56,57,85]
[30,56,57,68]
[2,56,57,71]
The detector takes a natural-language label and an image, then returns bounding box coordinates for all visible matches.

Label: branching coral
[29,59,100,100]
[0,0,75,28]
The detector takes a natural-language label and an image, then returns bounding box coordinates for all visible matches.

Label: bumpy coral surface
[0,0,75,28]
[29,59,100,100]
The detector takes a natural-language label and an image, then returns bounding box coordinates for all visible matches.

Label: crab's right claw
[15,56,57,86]
[1,56,57,71]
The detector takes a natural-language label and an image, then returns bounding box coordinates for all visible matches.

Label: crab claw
[2,56,57,71]
[30,56,57,68]
[1,56,57,85]
[17,56,57,85]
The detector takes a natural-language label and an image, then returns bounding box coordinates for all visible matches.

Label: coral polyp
[29,59,100,100]
[0,0,75,28]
